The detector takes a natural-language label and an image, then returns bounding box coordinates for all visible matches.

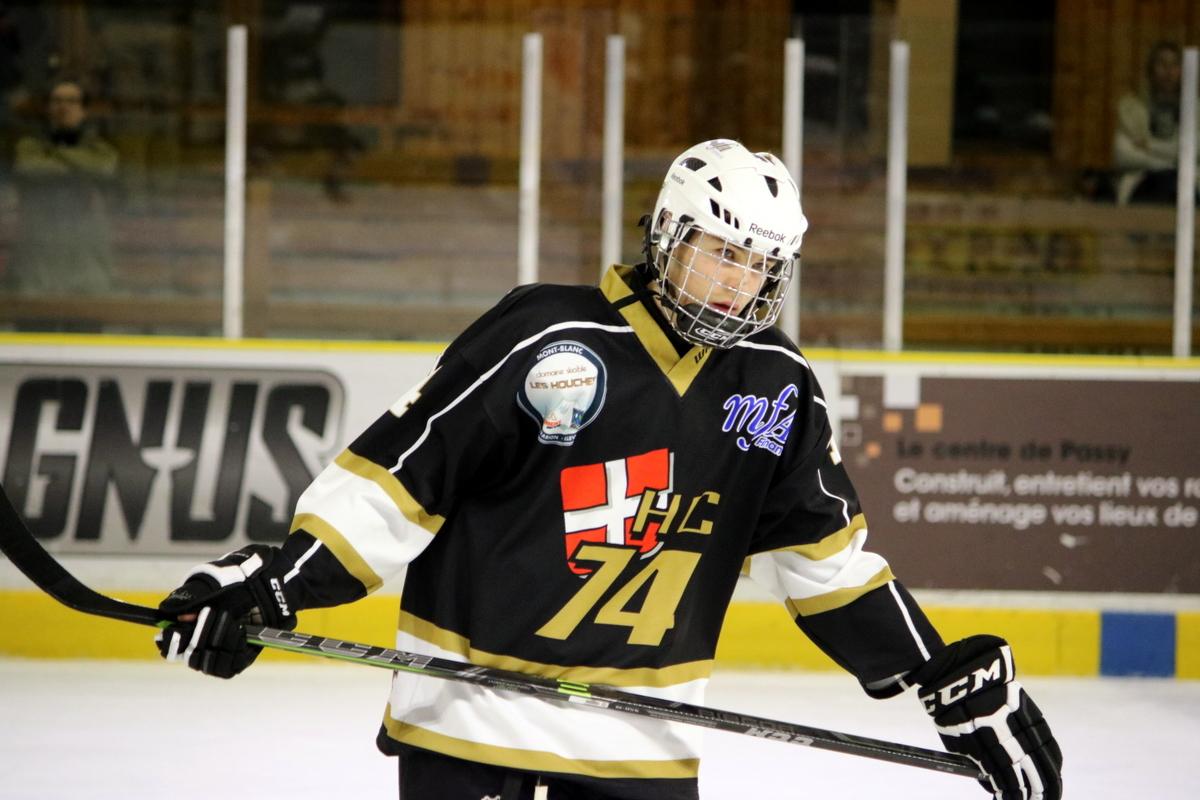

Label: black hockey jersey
[285,265,941,779]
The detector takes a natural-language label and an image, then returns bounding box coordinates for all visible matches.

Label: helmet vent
[681,157,707,171]
[763,176,778,197]
[708,199,741,229]
[707,176,723,191]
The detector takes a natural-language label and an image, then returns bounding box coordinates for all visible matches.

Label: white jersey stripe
[294,461,436,580]
[888,580,932,661]
[391,321,635,473]
[732,342,832,424]
[388,627,707,763]
[733,339,811,369]
[283,538,323,584]
[816,467,851,527]
[747,529,891,604]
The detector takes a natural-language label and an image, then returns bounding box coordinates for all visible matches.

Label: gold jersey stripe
[381,710,701,779]
[785,566,896,617]
[334,449,445,535]
[772,514,869,561]
[290,512,384,593]
[600,266,712,396]
[397,609,713,688]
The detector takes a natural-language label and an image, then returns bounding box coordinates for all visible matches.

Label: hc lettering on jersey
[558,449,719,575]
[517,340,608,446]
[720,383,799,456]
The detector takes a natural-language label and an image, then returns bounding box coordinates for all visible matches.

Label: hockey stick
[0,484,980,780]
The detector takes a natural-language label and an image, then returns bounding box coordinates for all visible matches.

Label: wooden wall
[226,1,1200,172]
[397,0,792,161]
[895,0,959,166]
[1054,0,1200,169]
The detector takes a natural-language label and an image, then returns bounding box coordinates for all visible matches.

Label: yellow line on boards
[2,333,1197,371]
[804,347,1200,371]
[0,332,444,354]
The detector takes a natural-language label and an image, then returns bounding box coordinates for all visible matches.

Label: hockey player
[156,139,1062,800]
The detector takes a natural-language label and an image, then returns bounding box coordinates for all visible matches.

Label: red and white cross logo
[558,448,673,574]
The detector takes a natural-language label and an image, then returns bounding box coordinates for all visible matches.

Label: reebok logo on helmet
[748,222,785,242]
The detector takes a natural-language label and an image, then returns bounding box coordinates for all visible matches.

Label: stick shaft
[0,483,978,779]
[248,626,977,777]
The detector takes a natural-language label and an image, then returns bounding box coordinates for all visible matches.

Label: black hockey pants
[395,743,699,800]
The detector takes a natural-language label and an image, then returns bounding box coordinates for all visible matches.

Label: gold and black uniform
[279,265,942,781]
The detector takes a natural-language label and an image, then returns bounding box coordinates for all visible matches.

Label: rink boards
[3,585,1198,678]
[0,334,1197,679]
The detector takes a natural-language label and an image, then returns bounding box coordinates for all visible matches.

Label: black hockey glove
[911,635,1062,800]
[155,545,298,679]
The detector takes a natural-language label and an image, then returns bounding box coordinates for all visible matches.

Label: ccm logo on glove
[922,651,1010,714]
[270,577,291,616]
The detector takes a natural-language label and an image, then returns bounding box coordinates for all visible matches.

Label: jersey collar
[601,265,713,396]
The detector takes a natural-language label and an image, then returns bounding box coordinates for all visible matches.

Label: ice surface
[1,658,1196,798]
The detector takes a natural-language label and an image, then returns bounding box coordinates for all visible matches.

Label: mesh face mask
[652,217,794,348]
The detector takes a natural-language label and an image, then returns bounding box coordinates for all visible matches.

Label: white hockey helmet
[643,139,807,348]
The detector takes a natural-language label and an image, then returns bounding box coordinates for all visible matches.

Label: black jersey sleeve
[279,291,536,606]
[795,580,943,698]
[747,367,861,556]
[745,377,943,697]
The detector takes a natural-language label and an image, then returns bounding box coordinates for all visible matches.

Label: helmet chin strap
[679,301,754,343]
[654,277,757,349]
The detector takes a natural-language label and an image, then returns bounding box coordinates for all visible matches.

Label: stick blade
[0,482,161,627]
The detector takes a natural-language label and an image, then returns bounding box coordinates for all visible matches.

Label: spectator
[1113,41,1199,205]
[11,77,118,295]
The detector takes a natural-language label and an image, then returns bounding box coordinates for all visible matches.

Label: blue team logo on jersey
[518,341,608,446]
[720,383,799,456]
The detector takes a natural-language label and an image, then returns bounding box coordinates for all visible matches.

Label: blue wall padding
[1101,612,1176,677]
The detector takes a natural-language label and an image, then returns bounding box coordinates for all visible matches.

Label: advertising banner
[839,370,1200,593]
[0,341,438,555]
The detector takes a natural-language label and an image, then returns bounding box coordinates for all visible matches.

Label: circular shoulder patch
[517,341,607,446]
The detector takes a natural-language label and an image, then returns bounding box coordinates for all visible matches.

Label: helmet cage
[649,213,795,349]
